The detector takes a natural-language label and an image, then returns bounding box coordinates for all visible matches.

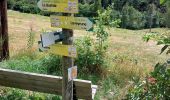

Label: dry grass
[8,10,168,62]
[8,10,88,56]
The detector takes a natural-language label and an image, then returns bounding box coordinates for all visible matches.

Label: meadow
[0,10,169,100]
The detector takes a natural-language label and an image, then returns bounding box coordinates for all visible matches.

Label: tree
[121,4,146,29]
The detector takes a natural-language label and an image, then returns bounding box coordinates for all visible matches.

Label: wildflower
[148,77,156,84]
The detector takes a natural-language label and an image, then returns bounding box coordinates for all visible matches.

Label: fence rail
[0,68,97,100]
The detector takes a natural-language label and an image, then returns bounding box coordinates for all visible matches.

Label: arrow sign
[38,42,77,58]
[48,44,77,58]
[40,31,63,47]
[50,16,93,31]
[37,0,78,13]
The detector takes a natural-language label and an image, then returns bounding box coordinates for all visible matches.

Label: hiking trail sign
[50,16,93,31]
[37,0,96,99]
[38,42,77,58]
[40,31,63,47]
[48,44,77,58]
[37,0,78,13]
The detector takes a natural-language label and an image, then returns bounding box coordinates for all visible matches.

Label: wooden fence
[0,68,97,100]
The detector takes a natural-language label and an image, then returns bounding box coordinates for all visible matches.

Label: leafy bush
[78,3,97,17]
[126,62,170,99]
[165,10,170,27]
[121,4,146,29]
[143,31,170,54]
[74,36,106,75]
[40,54,62,75]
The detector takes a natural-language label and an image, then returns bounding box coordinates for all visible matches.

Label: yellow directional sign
[50,16,93,31]
[48,44,77,58]
[37,0,78,13]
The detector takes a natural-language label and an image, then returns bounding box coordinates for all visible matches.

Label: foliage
[143,31,170,54]
[94,7,120,48]
[121,4,146,29]
[0,52,62,76]
[40,54,62,75]
[126,62,170,100]
[164,1,170,27]
[74,35,107,75]
[7,0,170,29]
[0,88,61,100]
[165,10,170,27]
[78,3,97,17]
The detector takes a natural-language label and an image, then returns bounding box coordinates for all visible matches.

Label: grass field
[8,10,168,66]
[1,10,169,99]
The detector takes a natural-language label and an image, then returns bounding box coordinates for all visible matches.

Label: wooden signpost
[37,0,95,99]
[37,0,78,13]
[0,0,97,100]
[0,0,9,61]
[51,16,93,31]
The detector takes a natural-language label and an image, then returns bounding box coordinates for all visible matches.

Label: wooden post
[62,27,74,99]
[0,0,9,61]
[0,4,2,60]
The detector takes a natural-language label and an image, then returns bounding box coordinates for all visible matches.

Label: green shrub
[74,36,106,75]
[165,11,170,27]
[78,3,98,17]
[126,62,170,99]
[7,0,15,9]
[40,54,62,75]
[121,4,146,29]
[1,53,62,76]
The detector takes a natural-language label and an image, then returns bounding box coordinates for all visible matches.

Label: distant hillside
[7,0,170,29]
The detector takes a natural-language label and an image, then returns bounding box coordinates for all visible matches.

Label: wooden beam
[0,68,95,99]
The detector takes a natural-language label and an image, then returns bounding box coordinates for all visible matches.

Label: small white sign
[68,66,77,81]
[41,31,63,47]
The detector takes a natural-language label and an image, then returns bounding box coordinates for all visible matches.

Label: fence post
[0,0,9,61]
[0,3,2,61]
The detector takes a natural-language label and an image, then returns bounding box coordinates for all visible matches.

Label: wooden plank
[0,68,94,99]
[0,81,62,95]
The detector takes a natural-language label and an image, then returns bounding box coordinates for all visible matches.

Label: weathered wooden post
[0,0,9,61]
[0,3,2,60]
[62,28,74,100]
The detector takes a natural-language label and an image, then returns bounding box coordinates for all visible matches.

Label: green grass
[0,10,169,100]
